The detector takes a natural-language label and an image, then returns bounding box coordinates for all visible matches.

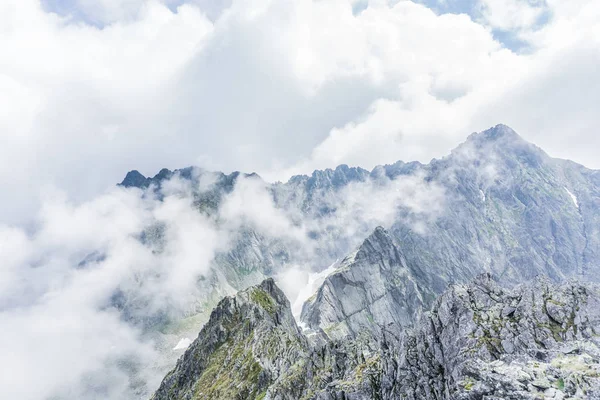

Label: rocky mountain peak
[358,225,393,247]
[256,277,282,299]
[154,168,174,181]
[300,226,430,341]
[355,226,402,267]
[304,164,370,190]
[462,124,525,146]
[478,123,521,140]
[120,170,149,188]
[151,279,307,400]
[462,124,546,160]
[243,278,299,329]
[119,168,174,189]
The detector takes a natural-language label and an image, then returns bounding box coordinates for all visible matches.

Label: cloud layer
[0,181,227,399]
[0,0,599,225]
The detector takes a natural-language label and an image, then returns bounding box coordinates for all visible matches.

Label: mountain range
[118,124,600,399]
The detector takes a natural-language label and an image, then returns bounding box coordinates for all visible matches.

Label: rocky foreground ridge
[151,275,600,400]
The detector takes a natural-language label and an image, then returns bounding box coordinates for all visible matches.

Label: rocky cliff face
[383,274,600,399]
[393,124,600,288]
[151,276,600,399]
[301,227,432,340]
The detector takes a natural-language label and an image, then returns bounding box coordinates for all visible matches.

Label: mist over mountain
[3,125,600,400]
[137,124,599,399]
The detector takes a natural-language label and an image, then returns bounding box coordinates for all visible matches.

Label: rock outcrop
[151,279,307,400]
[382,274,600,399]
[151,276,600,399]
[301,227,432,340]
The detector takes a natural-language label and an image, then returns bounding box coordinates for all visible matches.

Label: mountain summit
[150,279,307,400]
[470,123,524,142]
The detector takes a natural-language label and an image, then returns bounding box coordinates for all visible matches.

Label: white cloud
[219,176,306,241]
[477,0,547,31]
[1,0,600,225]
[0,178,228,399]
[278,0,600,179]
[0,0,213,224]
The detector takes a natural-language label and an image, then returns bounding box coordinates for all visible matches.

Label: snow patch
[479,189,486,202]
[291,261,339,322]
[564,187,579,208]
[298,321,309,331]
[173,338,192,351]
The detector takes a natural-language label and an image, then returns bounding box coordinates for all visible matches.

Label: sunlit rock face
[300,226,431,341]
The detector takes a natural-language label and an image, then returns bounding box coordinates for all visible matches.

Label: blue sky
[41,0,552,52]
[421,0,551,51]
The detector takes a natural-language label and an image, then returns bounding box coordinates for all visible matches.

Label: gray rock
[301,227,431,341]
[150,276,600,400]
[301,125,600,343]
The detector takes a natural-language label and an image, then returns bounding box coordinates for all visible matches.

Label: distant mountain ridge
[119,124,567,190]
[120,123,600,295]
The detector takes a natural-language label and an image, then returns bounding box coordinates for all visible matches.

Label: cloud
[0,0,214,224]
[2,0,600,226]
[477,0,548,32]
[279,0,600,179]
[0,178,227,399]
[219,176,307,242]
[312,171,446,237]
